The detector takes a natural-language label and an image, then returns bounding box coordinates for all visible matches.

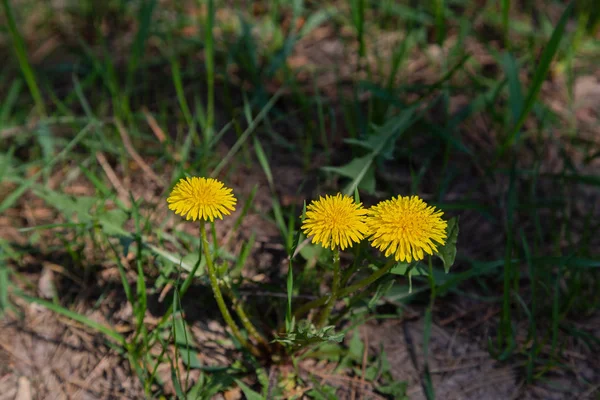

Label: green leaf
[502,52,524,125]
[377,381,408,398]
[35,124,54,172]
[146,244,203,276]
[389,263,429,293]
[178,346,203,369]
[34,190,90,222]
[212,90,282,177]
[73,197,97,221]
[253,137,274,190]
[299,242,323,262]
[324,108,417,195]
[98,208,129,237]
[322,155,376,194]
[348,329,364,361]
[299,7,338,38]
[272,320,344,349]
[368,277,395,309]
[353,187,360,204]
[437,217,459,273]
[289,202,306,260]
[235,379,264,400]
[307,384,338,400]
[389,262,414,275]
[173,315,203,369]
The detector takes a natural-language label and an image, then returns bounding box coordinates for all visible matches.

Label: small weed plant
[166,176,459,364]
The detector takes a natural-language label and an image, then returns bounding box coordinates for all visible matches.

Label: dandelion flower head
[167,177,237,222]
[366,195,447,262]
[301,193,368,250]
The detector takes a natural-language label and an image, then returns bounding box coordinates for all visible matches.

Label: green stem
[317,248,341,327]
[201,222,252,354]
[427,256,436,307]
[294,258,396,320]
[340,249,362,287]
[225,287,269,349]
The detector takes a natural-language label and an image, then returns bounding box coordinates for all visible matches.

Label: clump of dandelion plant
[167,177,265,357]
[167,178,458,360]
[292,193,452,333]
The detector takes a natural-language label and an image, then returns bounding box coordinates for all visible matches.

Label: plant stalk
[201,222,258,356]
[294,258,396,320]
[317,248,341,327]
[225,287,269,349]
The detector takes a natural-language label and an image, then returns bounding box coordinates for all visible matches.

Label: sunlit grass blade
[109,241,134,305]
[17,292,126,346]
[229,184,258,245]
[253,136,288,241]
[232,232,255,276]
[0,122,96,214]
[211,89,283,177]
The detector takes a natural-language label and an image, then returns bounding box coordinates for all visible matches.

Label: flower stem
[200,222,252,354]
[225,286,269,349]
[317,248,341,327]
[295,258,396,320]
[427,255,436,307]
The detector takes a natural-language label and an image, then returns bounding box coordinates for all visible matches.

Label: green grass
[1,0,599,398]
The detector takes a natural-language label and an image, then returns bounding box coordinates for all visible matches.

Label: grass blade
[502,52,524,125]
[17,293,126,346]
[0,122,96,214]
[211,89,282,177]
[498,1,574,156]
[502,0,510,48]
[203,0,215,143]
[0,78,22,124]
[1,0,46,117]
[0,258,9,316]
[254,137,288,240]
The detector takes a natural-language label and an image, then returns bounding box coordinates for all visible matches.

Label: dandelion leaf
[436,216,459,273]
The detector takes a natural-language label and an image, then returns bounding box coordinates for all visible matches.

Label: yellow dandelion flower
[366,195,447,262]
[301,193,368,250]
[167,177,236,222]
